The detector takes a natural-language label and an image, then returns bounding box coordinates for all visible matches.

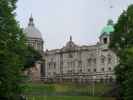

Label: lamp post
[92,75,96,96]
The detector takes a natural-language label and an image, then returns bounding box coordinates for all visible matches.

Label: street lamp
[92,75,96,96]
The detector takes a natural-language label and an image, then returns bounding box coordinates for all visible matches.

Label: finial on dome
[28,14,34,26]
[70,35,72,41]
[107,19,113,25]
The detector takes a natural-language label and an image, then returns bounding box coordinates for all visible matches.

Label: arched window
[48,63,51,69]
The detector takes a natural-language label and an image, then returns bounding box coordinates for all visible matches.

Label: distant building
[23,16,44,82]
[43,19,118,83]
[24,15,43,51]
[24,16,118,83]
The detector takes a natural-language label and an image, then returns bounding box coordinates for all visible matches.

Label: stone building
[24,16,44,82]
[24,15,44,51]
[24,16,118,83]
[43,20,118,83]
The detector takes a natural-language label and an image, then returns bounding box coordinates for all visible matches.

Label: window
[108,55,112,64]
[108,57,111,64]
[101,68,105,71]
[108,67,111,71]
[51,58,53,62]
[88,58,91,66]
[79,69,82,72]
[94,68,96,72]
[88,69,90,72]
[78,61,82,66]
[69,53,73,58]
[68,70,72,73]
[93,58,96,65]
[54,63,56,69]
[48,63,50,69]
[103,37,107,44]
[101,56,105,64]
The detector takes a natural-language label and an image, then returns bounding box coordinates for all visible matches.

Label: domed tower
[24,16,44,82]
[99,19,114,44]
[24,15,44,51]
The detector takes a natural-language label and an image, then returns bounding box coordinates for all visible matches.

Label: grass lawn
[26,96,116,100]
[21,83,113,96]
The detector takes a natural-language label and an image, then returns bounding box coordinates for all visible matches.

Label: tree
[110,4,133,100]
[23,46,42,70]
[0,0,42,99]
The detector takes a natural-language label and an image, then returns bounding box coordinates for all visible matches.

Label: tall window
[69,53,73,58]
[78,60,82,67]
[101,68,105,71]
[101,55,105,64]
[108,55,112,64]
[93,58,96,65]
[48,63,50,69]
[94,68,96,72]
[108,67,112,71]
[103,37,107,44]
[54,63,56,69]
[88,58,91,66]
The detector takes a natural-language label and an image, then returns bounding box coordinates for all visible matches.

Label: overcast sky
[16,0,133,50]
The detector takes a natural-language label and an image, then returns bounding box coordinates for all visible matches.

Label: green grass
[21,83,112,96]
[26,96,115,100]
[22,83,55,94]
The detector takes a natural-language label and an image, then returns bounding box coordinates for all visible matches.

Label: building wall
[24,18,117,83]
[44,42,118,83]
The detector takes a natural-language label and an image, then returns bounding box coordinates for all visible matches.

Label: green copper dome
[101,20,114,34]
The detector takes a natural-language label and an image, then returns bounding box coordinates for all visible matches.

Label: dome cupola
[24,15,43,39]
[101,19,114,34]
[24,15,44,51]
[99,19,115,44]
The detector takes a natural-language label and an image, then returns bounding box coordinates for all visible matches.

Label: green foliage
[110,4,133,100]
[23,46,42,70]
[0,0,42,99]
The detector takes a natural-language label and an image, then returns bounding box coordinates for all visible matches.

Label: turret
[24,15,44,51]
[99,19,114,44]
